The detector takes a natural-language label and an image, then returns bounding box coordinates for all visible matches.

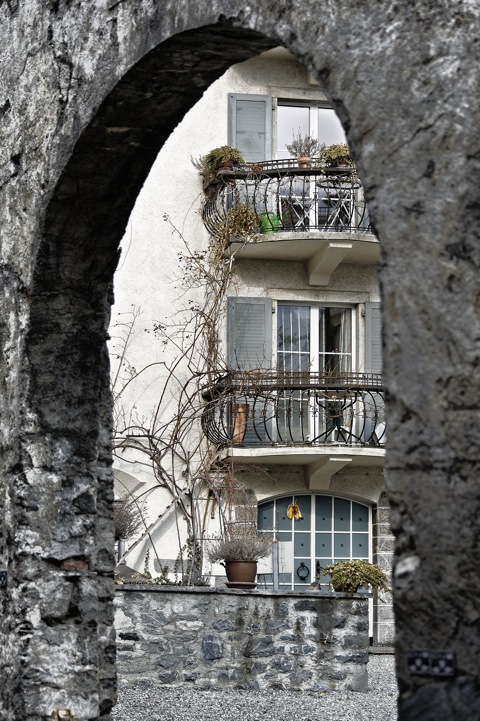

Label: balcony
[202,371,386,487]
[202,160,379,284]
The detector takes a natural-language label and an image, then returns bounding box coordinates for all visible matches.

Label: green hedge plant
[321,559,389,593]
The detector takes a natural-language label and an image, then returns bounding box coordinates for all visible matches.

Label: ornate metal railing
[202,160,371,239]
[202,371,386,449]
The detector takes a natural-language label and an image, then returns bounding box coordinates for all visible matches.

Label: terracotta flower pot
[229,403,249,445]
[225,560,258,589]
[297,155,312,168]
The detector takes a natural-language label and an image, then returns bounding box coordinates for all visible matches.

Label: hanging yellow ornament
[287,501,302,520]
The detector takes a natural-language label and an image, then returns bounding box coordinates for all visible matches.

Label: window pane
[277,105,309,159]
[334,498,351,531]
[319,307,352,373]
[352,533,369,558]
[277,305,310,372]
[277,497,293,531]
[294,532,311,557]
[296,495,311,530]
[352,502,369,532]
[315,533,332,557]
[334,533,351,557]
[315,495,332,528]
[317,108,346,147]
[258,501,274,531]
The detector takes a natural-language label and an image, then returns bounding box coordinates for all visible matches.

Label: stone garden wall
[115,586,369,692]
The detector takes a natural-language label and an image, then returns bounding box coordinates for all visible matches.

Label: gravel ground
[113,655,398,721]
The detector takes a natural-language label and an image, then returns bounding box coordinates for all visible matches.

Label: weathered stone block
[289,670,313,686]
[202,634,224,661]
[212,619,237,631]
[294,599,319,611]
[342,634,366,649]
[158,671,177,684]
[243,636,275,657]
[272,656,294,672]
[347,668,368,692]
[290,644,317,655]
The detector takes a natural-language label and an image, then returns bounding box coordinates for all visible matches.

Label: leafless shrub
[207,528,272,563]
[114,496,144,541]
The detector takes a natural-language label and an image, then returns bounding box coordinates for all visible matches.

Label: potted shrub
[319,143,355,169]
[286,130,323,167]
[192,145,245,177]
[207,525,272,588]
[114,495,144,563]
[320,559,389,594]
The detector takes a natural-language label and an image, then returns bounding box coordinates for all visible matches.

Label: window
[227,298,380,374]
[258,494,371,590]
[276,104,346,161]
[277,303,352,374]
[229,95,346,162]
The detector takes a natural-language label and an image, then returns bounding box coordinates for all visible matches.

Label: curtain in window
[319,308,351,374]
[277,305,310,374]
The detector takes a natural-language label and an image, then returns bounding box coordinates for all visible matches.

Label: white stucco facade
[110,48,392,644]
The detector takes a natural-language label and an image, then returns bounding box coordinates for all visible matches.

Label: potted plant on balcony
[258,211,281,234]
[207,524,272,589]
[193,145,245,177]
[286,130,323,168]
[319,143,355,170]
[320,559,389,594]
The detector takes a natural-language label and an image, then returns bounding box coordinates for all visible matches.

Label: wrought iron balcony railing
[202,160,372,239]
[202,371,386,449]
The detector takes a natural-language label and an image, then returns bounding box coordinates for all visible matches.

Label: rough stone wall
[1,1,480,719]
[372,493,395,647]
[115,587,369,692]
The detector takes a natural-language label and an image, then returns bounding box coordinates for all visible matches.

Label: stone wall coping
[115,584,371,599]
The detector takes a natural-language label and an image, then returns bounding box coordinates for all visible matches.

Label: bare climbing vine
[110,187,258,583]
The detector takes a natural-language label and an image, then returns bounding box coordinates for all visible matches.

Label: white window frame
[274,100,347,159]
[275,301,357,374]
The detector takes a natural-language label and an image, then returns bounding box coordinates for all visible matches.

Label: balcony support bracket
[308,456,353,489]
[308,241,353,285]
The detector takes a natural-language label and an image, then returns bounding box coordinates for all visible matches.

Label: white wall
[110,49,383,573]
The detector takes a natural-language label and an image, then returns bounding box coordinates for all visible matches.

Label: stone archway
[4,21,278,721]
[1,3,480,720]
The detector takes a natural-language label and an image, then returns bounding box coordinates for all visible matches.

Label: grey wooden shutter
[227,297,273,370]
[228,94,272,162]
[365,302,382,372]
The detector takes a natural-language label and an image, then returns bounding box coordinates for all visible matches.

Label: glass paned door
[277,105,349,230]
[276,305,310,443]
[258,495,371,591]
[276,304,353,445]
